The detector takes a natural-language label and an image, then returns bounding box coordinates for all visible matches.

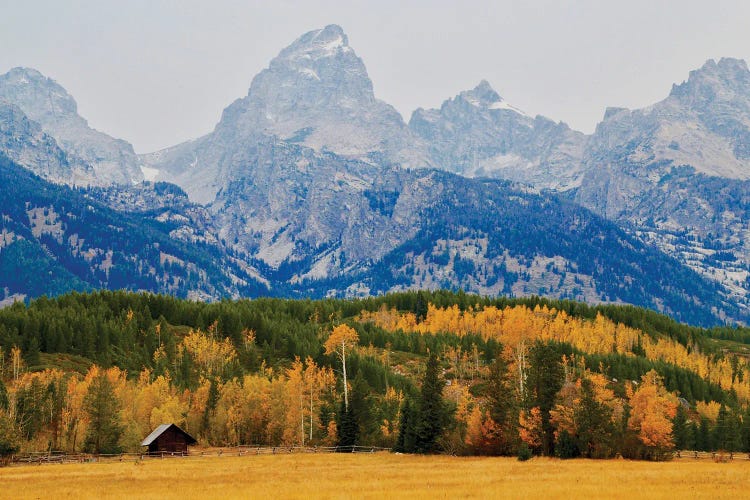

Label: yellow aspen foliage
[628,370,678,449]
[324,324,359,356]
[62,374,88,452]
[380,387,404,439]
[324,419,338,446]
[519,407,544,448]
[324,324,359,411]
[464,406,483,444]
[180,328,237,378]
[696,401,721,422]
[10,346,23,381]
[444,381,472,425]
[550,381,581,439]
[359,303,750,403]
[283,357,306,446]
[463,404,503,455]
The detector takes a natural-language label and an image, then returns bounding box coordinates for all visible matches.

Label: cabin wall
[148,428,190,453]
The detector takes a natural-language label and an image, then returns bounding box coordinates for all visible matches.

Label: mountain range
[1,24,749,327]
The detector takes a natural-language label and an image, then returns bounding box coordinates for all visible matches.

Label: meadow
[1,453,748,499]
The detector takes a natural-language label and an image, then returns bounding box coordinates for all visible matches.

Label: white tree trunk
[342,339,349,411]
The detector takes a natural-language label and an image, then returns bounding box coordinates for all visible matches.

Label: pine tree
[413,352,449,454]
[741,408,750,453]
[336,398,358,450]
[714,404,742,452]
[0,413,19,464]
[336,371,370,450]
[672,405,694,451]
[527,342,564,455]
[394,399,416,453]
[201,379,219,438]
[555,429,580,459]
[486,356,517,454]
[696,417,712,451]
[575,378,616,458]
[83,373,123,454]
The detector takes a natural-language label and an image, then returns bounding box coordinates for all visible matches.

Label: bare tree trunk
[300,395,305,446]
[516,340,527,400]
[342,340,348,411]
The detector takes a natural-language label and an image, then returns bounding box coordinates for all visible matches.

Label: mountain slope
[0,100,93,183]
[2,28,748,327]
[573,58,750,312]
[0,67,143,185]
[294,173,735,327]
[409,80,586,190]
[0,154,267,301]
[142,24,430,204]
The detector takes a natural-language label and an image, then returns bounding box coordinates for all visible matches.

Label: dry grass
[1,453,748,499]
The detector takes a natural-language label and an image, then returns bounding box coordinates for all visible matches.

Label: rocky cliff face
[410,80,586,190]
[0,101,93,183]
[143,25,430,204]
[0,67,143,185]
[573,58,750,312]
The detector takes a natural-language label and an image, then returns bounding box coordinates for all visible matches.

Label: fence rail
[674,450,750,461]
[8,447,744,468]
[8,445,392,467]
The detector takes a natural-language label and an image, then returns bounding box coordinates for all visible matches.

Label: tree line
[1,290,750,461]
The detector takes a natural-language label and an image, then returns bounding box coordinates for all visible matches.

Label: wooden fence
[674,450,750,461]
[8,447,745,467]
[8,445,392,467]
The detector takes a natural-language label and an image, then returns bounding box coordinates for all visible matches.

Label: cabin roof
[141,423,197,446]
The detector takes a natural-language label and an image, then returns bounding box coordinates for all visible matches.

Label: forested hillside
[0,155,268,302]
[1,291,750,461]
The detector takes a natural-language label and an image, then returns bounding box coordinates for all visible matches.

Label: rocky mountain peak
[275,24,352,63]
[670,57,750,104]
[180,24,430,184]
[460,80,500,106]
[0,67,80,126]
[455,80,527,115]
[238,24,374,115]
[0,67,143,185]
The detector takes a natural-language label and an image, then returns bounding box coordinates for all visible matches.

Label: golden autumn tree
[304,357,335,444]
[180,328,237,380]
[519,407,543,450]
[284,357,306,446]
[627,370,678,460]
[324,324,359,411]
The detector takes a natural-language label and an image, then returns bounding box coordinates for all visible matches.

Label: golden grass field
[1,453,749,499]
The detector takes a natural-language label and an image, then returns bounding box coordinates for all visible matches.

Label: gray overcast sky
[1,0,749,153]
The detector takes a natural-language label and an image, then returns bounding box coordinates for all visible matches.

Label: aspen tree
[324,324,358,411]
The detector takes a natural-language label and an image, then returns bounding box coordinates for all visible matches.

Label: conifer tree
[394,399,416,453]
[83,373,123,454]
[696,417,712,451]
[336,398,358,450]
[714,404,742,452]
[201,379,219,438]
[413,352,449,453]
[575,378,616,458]
[527,342,564,455]
[741,407,750,452]
[486,356,517,454]
[337,372,369,449]
[672,405,694,451]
